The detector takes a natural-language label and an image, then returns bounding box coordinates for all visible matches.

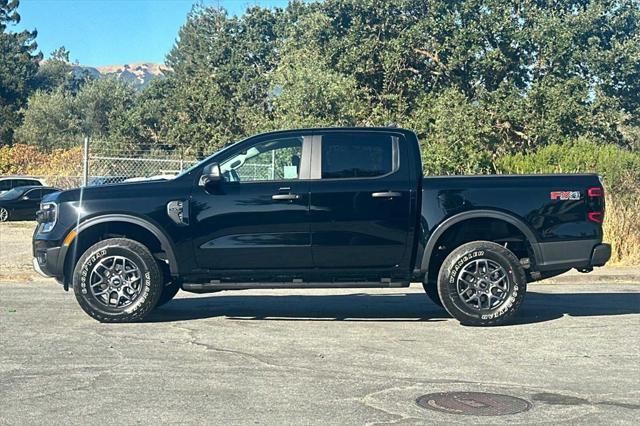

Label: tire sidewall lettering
[124,271,151,314]
[448,250,484,285]
[79,249,107,295]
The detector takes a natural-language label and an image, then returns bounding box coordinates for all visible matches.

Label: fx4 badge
[550,191,581,200]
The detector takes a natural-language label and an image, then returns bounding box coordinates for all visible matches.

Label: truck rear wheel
[437,241,526,326]
[72,238,163,323]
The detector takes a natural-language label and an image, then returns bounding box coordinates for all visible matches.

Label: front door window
[220,137,303,183]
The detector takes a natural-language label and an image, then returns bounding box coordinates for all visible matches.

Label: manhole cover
[416,392,532,416]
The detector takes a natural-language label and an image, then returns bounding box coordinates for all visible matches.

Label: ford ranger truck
[32,128,611,325]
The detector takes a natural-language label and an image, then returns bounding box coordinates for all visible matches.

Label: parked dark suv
[33,128,610,325]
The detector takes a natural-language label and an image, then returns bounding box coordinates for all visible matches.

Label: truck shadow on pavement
[145,291,640,325]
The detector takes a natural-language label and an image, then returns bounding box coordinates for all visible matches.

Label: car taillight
[587,187,602,197]
[587,186,605,223]
[588,211,603,223]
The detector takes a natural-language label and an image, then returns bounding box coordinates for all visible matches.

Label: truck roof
[252,127,416,137]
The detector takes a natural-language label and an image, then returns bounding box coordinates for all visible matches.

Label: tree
[159,0,640,163]
[165,5,282,154]
[34,46,77,93]
[74,77,138,152]
[13,87,82,150]
[0,0,41,144]
[263,44,368,131]
[15,76,138,153]
[108,77,181,154]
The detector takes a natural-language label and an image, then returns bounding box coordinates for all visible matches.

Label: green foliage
[404,88,497,175]
[75,77,137,139]
[2,0,640,171]
[164,5,282,156]
[34,46,78,93]
[263,46,368,130]
[0,0,41,144]
[14,88,81,150]
[15,77,138,153]
[495,138,640,190]
[154,0,640,159]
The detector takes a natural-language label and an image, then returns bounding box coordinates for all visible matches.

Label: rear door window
[15,179,39,187]
[321,132,396,179]
[24,189,42,200]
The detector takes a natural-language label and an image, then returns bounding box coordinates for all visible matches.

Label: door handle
[272,193,300,201]
[371,191,402,199]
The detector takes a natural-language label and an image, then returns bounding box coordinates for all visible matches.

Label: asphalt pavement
[1,280,639,425]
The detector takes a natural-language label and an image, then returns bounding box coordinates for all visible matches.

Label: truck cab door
[308,131,413,273]
[190,134,313,271]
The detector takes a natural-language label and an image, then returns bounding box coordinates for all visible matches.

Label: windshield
[0,187,28,200]
[177,139,241,178]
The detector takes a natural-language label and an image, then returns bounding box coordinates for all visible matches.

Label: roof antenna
[386,122,398,128]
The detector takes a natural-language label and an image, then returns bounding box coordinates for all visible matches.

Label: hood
[43,179,177,204]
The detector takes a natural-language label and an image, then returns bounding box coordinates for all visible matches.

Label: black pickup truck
[33,128,610,325]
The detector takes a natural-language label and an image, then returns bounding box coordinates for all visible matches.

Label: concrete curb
[539,267,640,284]
[541,275,639,284]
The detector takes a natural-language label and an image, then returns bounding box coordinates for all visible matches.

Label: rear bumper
[534,239,611,271]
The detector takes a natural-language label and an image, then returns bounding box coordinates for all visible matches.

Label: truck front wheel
[156,282,180,308]
[72,238,163,323]
[437,241,526,326]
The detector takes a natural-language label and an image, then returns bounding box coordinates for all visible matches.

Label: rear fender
[419,210,541,277]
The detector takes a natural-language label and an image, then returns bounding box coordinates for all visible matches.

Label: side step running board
[182,280,409,292]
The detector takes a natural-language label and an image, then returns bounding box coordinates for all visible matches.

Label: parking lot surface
[1,280,639,425]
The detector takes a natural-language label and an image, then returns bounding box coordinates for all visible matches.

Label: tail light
[587,187,603,197]
[587,186,605,223]
[588,211,603,223]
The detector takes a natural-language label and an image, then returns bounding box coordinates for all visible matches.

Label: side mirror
[199,163,222,187]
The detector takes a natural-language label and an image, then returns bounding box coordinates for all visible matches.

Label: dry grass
[603,189,640,266]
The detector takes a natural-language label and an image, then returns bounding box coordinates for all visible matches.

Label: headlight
[37,202,57,233]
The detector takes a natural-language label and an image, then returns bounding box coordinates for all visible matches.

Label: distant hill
[73,62,171,89]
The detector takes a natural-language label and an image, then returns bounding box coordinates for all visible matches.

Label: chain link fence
[86,145,198,185]
[39,176,83,189]
[5,140,282,190]
[87,144,280,184]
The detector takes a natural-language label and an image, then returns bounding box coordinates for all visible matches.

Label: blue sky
[14,0,291,66]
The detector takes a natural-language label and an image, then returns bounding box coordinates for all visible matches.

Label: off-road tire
[73,238,163,323]
[422,281,443,307]
[438,241,526,326]
[156,282,180,308]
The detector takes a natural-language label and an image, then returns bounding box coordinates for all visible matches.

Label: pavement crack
[360,385,422,426]
[169,323,282,369]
